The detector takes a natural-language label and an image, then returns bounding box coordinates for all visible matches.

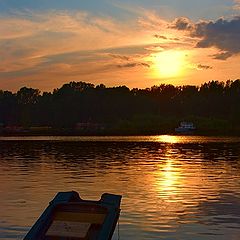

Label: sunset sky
[1,0,240,91]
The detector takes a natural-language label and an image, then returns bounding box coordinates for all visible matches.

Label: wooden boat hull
[24,191,121,240]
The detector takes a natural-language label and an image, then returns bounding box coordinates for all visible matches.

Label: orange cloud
[233,0,240,10]
[0,10,240,91]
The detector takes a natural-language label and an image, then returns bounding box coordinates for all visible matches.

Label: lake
[0,135,240,240]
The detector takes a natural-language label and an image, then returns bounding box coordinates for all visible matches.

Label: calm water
[0,135,240,240]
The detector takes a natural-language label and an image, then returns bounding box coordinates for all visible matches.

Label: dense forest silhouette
[0,79,240,135]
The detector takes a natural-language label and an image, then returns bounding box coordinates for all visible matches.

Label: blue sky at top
[0,0,237,20]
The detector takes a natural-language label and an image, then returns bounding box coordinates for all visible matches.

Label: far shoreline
[1,131,240,137]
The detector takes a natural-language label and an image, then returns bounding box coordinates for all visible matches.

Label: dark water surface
[0,136,240,240]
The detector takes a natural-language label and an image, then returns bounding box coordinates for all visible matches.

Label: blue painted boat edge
[99,194,122,240]
[24,191,80,240]
[24,191,122,240]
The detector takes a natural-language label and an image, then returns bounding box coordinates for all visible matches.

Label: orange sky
[0,2,240,91]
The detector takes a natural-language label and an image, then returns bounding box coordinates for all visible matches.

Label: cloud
[172,16,240,60]
[170,37,180,41]
[138,11,168,30]
[212,51,233,60]
[154,34,167,40]
[117,62,150,68]
[109,54,130,61]
[154,34,181,42]
[109,54,150,68]
[0,10,148,75]
[1,7,238,91]
[197,64,212,70]
[233,0,240,10]
[194,17,240,59]
[171,17,193,31]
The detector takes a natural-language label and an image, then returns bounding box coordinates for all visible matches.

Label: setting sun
[151,50,187,78]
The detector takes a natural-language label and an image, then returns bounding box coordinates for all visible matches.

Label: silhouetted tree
[0,79,240,134]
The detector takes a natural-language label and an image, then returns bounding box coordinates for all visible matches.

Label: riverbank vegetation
[0,80,240,135]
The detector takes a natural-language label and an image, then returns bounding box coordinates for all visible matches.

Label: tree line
[0,79,240,134]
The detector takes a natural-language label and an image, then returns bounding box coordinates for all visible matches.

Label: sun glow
[154,158,181,200]
[151,50,187,78]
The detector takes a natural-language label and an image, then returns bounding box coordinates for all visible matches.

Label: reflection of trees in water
[195,193,240,240]
[1,141,240,168]
[1,140,240,238]
[0,141,44,172]
[198,143,240,174]
[198,193,240,221]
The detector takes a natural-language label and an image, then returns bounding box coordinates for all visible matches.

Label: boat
[175,121,196,134]
[24,191,122,240]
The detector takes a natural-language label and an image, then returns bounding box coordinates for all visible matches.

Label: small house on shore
[175,121,196,134]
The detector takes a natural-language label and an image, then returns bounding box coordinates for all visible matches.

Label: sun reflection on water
[161,159,177,192]
[153,135,180,144]
[154,158,181,201]
[1,138,240,239]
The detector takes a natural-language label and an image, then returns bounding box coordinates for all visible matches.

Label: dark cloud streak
[197,64,212,70]
[109,54,130,61]
[172,16,240,60]
[117,62,150,68]
[172,17,193,31]
[154,34,167,40]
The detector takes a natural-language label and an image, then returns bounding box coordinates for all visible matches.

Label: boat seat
[45,203,108,240]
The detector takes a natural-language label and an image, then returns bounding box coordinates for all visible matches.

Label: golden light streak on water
[0,136,240,239]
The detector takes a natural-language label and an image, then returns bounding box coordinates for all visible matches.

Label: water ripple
[0,136,240,239]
